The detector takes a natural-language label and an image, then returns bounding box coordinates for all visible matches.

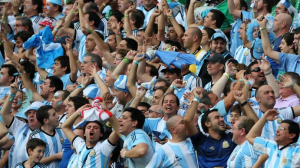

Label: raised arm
[111,50,136,80]
[87,66,110,97]
[65,36,78,82]
[257,15,279,62]
[157,4,165,42]
[166,9,184,45]
[130,87,146,108]
[211,62,233,97]
[242,22,252,49]
[184,89,201,136]
[259,57,280,98]
[234,90,259,122]
[124,5,138,41]
[1,29,19,62]
[11,61,44,102]
[186,0,197,27]
[0,81,17,126]
[228,0,242,18]
[246,109,279,145]
[62,104,91,142]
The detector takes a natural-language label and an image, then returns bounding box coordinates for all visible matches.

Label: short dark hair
[137,102,151,110]
[165,40,182,50]
[32,0,44,13]
[57,90,70,100]
[263,0,272,13]
[86,12,101,28]
[54,56,71,74]
[282,33,296,53]
[203,27,216,39]
[209,9,225,28]
[237,116,255,134]
[281,120,300,143]
[16,17,34,34]
[1,64,18,83]
[111,11,124,23]
[26,138,46,155]
[153,86,168,93]
[245,60,259,74]
[131,9,145,29]
[85,2,98,13]
[36,105,53,125]
[123,107,145,129]
[230,104,242,115]
[20,61,36,81]
[123,38,138,50]
[155,78,170,88]
[85,53,103,70]
[145,63,158,77]
[240,0,248,11]
[284,72,300,86]
[68,96,90,110]
[293,27,300,34]
[162,93,180,106]
[201,109,219,133]
[46,76,63,93]
[200,91,213,106]
[83,120,104,136]
[14,31,33,42]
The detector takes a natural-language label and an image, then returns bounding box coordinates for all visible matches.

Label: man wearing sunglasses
[245,61,266,97]
[246,109,300,168]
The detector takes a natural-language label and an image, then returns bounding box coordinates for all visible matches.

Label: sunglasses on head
[251,67,261,72]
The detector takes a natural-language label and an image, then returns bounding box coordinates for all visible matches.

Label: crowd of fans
[0,0,300,167]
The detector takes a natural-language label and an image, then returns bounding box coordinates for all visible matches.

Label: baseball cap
[205,54,225,64]
[211,32,227,41]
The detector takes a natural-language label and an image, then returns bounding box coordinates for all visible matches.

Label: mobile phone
[152,131,167,141]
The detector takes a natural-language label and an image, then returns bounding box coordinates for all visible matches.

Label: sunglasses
[148,109,158,113]
[251,67,261,72]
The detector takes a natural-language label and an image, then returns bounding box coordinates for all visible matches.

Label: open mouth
[89,132,94,139]
[119,123,123,130]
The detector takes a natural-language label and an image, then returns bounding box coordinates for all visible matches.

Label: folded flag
[80,97,113,121]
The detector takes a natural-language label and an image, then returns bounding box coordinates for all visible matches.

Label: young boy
[15,138,47,168]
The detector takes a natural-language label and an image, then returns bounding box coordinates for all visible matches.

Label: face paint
[46,6,51,10]
[121,3,124,9]
[55,101,63,108]
[17,29,23,32]
[0,74,3,80]
[17,99,22,106]
[26,5,31,10]
[54,92,60,97]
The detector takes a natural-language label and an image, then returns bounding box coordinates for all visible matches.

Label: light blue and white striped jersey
[55,13,65,21]
[0,86,10,100]
[29,128,66,168]
[146,139,197,168]
[252,106,294,140]
[15,161,47,168]
[71,137,115,168]
[67,152,78,168]
[234,45,252,66]
[30,15,44,33]
[227,141,258,168]
[97,68,107,81]
[143,118,172,151]
[41,99,52,105]
[182,72,202,91]
[137,6,157,28]
[229,18,243,57]
[8,117,33,168]
[254,137,300,168]
[122,129,155,168]
[204,81,213,91]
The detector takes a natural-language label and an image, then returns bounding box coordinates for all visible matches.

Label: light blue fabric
[229,18,243,56]
[114,75,129,92]
[23,26,64,69]
[278,53,300,75]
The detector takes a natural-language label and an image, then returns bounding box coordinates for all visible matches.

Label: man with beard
[146,115,198,168]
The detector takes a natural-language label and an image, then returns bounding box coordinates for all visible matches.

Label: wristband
[260,27,266,31]
[9,93,16,101]
[240,101,247,107]
[76,60,80,63]
[77,84,85,88]
[116,31,121,35]
[73,11,79,14]
[224,73,230,79]
[123,58,130,64]
[124,14,129,17]
[4,39,8,42]
[86,29,94,33]
[167,15,173,18]
[134,61,140,65]
[245,82,250,85]
[54,27,59,32]
[77,110,82,116]
[264,70,272,76]
[193,97,200,103]
[103,2,106,6]
[171,85,178,91]
[229,77,236,82]
[239,79,243,82]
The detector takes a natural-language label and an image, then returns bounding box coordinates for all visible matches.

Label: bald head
[166,115,182,132]
[150,105,160,112]
[277,13,292,28]
[189,27,202,42]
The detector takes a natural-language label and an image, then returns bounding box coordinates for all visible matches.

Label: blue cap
[83,84,99,99]
[24,102,44,117]
[114,75,129,92]
[47,0,62,6]
[211,32,227,41]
